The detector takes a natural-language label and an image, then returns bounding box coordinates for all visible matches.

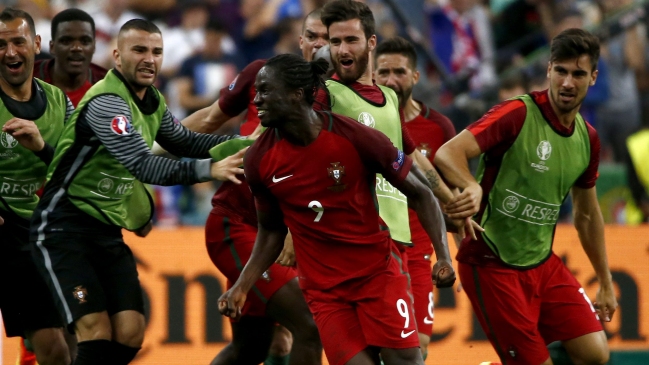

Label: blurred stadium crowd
[7,0,649,226]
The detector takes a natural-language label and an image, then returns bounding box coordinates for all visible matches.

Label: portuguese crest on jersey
[327,162,347,192]
[73,285,88,303]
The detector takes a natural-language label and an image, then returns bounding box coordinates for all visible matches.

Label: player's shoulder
[246,128,278,164]
[483,97,527,122]
[89,63,108,84]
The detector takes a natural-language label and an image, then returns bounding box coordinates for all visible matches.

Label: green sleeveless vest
[326,79,411,244]
[625,129,649,224]
[477,94,590,267]
[50,70,165,230]
[0,79,68,219]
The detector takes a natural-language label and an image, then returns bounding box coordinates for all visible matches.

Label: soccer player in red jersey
[33,9,107,107]
[219,54,456,365]
[374,36,457,357]
[436,29,616,365]
[177,9,328,365]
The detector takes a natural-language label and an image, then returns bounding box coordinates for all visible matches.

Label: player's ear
[293,88,304,102]
[367,34,377,52]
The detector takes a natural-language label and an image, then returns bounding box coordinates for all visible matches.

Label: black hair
[321,0,375,40]
[550,28,600,71]
[0,8,36,37]
[264,53,329,105]
[375,36,417,70]
[118,19,161,36]
[51,8,95,40]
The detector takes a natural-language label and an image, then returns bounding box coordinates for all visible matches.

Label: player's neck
[0,76,32,101]
[355,66,374,86]
[52,61,88,92]
[403,98,421,122]
[279,108,322,146]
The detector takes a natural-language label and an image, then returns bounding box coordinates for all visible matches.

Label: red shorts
[205,212,297,318]
[302,251,419,365]
[407,256,434,337]
[460,254,603,365]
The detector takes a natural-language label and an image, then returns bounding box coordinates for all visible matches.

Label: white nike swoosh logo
[401,329,416,338]
[423,317,433,324]
[272,175,293,183]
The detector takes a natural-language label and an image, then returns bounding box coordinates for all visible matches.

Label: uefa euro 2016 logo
[0,132,18,149]
[358,112,375,128]
[536,140,552,161]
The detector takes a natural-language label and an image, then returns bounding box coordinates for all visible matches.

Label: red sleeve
[331,113,413,187]
[400,108,417,154]
[243,131,275,213]
[467,99,527,154]
[218,59,265,117]
[574,122,600,189]
[313,86,331,111]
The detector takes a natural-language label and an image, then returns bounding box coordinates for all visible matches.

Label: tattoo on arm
[425,168,441,189]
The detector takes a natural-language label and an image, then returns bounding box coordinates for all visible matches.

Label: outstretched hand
[2,118,45,152]
[432,259,456,288]
[210,147,247,184]
[218,285,247,321]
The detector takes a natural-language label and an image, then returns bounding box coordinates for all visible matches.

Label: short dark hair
[0,8,36,37]
[302,7,323,33]
[375,36,417,70]
[321,0,375,40]
[265,53,329,105]
[550,28,600,71]
[118,19,161,37]
[51,8,95,40]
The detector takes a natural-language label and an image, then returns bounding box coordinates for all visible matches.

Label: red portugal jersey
[245,111,413,290]
[406,102,456,257]
[459,90,600,267]
[33,58,107,107]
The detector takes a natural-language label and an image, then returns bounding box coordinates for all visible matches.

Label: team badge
[73,285,88,304]
[327,162,347,192]
[111,115,134,136]
[418,143,432,158]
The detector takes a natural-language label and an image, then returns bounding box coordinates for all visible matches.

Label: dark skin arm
[399,164,456,288]
[219,202,288,320]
